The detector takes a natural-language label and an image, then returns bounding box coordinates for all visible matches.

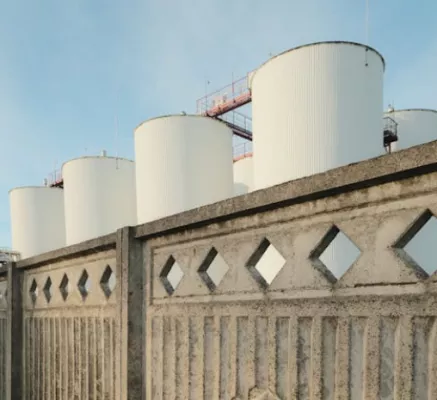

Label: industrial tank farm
[9,187,66,258]
[63,156,137,245]
[251,41,385,190]
[135,115,234,224]
[384,108,437,151]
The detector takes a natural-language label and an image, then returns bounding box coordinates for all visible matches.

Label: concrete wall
[0,272,7,400]
[3,140,437,399]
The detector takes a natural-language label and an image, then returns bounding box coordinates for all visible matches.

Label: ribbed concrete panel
[146,312,437,400]
[135,115,234,224]
[385,109,437,151]
[252,41,384,189]
[22,252,119,400]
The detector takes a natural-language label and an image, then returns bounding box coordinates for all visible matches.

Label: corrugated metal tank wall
[233,155,254,196]
[135,115,234,224]
[251,41,385,190]
[384,109,437,151]
[63,156,137,245]
[9,187,66,258]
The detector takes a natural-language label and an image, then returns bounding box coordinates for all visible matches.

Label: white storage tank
[63,156,136,245]
[384,108,437,151]
[251,41,385,190]
[135,115,234,224]
[233,154,253,196]
[9,187,66,259]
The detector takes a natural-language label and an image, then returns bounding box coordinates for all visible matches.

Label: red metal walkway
[196,73,253,140]
[49,74,254,188]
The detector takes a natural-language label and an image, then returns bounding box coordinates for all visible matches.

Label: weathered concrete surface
[22,249,119,399]
[142,140,437,399]
[16,232,116,269]
[0,273,7,400]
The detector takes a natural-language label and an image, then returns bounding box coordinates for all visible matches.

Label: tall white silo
[9,187,66,259]
[63,156,136,245]
[384,109,437,151]
[251,41,385,190]
[135,115,234,224]
[233,155,254,196]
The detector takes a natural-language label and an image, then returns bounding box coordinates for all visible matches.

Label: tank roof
[252,41,386,83]
[385,108,437,114]
[62,155,134,172]
[134,113,230,132]
[9,186,64,194]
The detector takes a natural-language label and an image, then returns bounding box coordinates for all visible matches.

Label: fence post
[6,262,23,399]
[116,227,144,399]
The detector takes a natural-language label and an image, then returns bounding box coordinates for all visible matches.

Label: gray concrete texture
[0,275,7,400]
[3,140,437,398]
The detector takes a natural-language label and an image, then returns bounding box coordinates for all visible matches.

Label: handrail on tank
[196,72,253,116]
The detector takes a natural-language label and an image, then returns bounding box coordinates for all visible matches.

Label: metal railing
[219,110,252,133]
[196,73,253,116]
[233,141,253,159]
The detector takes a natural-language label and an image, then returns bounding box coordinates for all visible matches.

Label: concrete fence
[3,141,437,399]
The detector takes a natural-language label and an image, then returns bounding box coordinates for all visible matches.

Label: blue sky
[0,0,436,247]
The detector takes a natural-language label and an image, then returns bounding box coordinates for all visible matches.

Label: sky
[0,0,436,247]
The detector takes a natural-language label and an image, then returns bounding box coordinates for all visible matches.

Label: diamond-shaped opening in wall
[29,278,38,304]
[160,256,184,295]
[59,273,69,301]
[100,265,116,298]
[43,276,53,303]
[246,238,286,288]
[394,210,437,275]
[77,270,91,300]
[312,226,361,279]
[198,247,230,291]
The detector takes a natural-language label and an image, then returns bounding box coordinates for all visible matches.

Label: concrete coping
[16,233,117,269]
[134,139,437,239]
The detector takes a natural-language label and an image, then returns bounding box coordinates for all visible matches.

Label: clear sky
[0,0,436,247]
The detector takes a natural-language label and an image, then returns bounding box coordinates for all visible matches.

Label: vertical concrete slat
[145,313,153,400]
[394,316,413,400]
[41,318,46,400]
[178,316,189,400]
[246,315,256,397]
[212,315,221,400]
[94,317,99,400]
[189,316,204,399]
[268,316,277,395]
[163,316,176,400]
[48,317,52,400]
[310,316,323,400]
[334,317,350,400]
[236,316,249,399]
[363,316,380,399]
[428,318,437,400]
[288,316,298,400]
[152,316,163,400]
[228,315,237,399]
